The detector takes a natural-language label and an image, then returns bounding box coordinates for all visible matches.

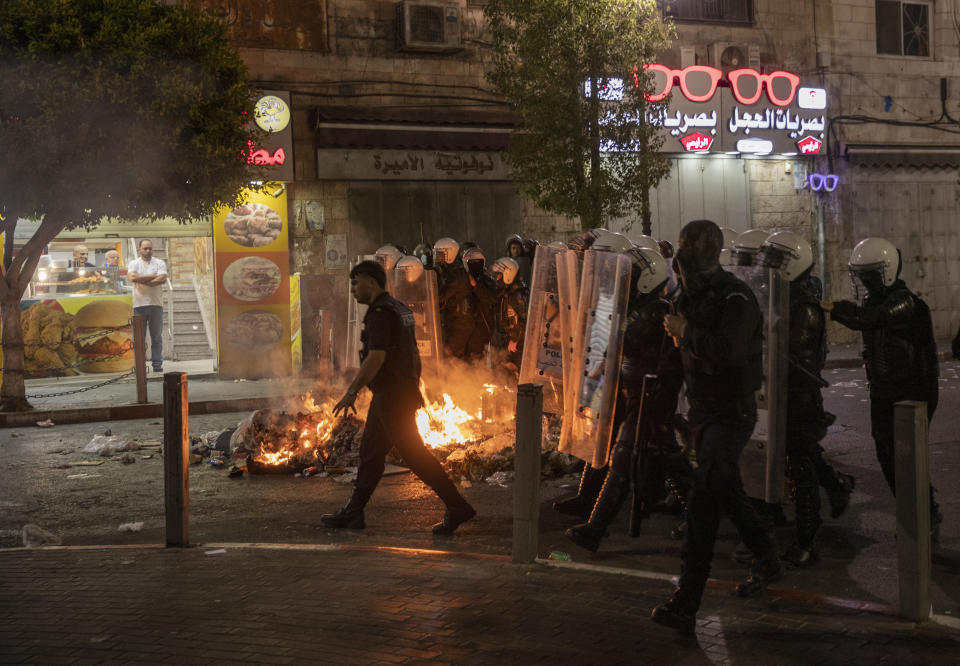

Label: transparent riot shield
[519,245,569,412]
[555,249,581,452]
[392,264,443,377]
[729,265,789,504]
[344,254,376,370]
[562,250,632,467]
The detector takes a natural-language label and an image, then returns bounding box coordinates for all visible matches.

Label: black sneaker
[827,473,855,519]
[564,523,603,552]
[553,495,591,520]
[432,503,476,535]
[736,554,784,597]
[321,507,365,529]
[782,543,819,568]
[650,596,697,635]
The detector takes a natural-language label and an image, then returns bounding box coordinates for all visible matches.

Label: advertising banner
[213,185,292,378]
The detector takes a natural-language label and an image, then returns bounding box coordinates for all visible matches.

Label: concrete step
[172,332,212,347]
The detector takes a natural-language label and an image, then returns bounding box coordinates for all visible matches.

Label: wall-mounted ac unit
[708,43,761,73]
[397,1,462,53]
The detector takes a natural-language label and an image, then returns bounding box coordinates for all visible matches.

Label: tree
[0,0,262,410]
[485,0,673,231]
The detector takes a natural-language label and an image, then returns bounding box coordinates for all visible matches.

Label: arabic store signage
[593,66,826,155]
[242,90,294,181]
[314,149,510,181]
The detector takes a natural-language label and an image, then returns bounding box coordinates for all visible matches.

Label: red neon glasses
[642,65,800,106]
[643,64,722,103]
[727,69,800,107]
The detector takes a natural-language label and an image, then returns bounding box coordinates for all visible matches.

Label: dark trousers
[869,393,940,517]
[786,395,828,547]
[133,305,163,369]
[679,410,775,611]
[351,394,466,511]
[443,317,475,360]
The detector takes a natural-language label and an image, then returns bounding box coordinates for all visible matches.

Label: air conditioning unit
[397,1,462,53]
[709,43,761,73]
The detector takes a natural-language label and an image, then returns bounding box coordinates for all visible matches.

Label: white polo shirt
[127,256,167,307]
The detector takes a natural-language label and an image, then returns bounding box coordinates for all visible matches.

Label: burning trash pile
[213,367,579,483]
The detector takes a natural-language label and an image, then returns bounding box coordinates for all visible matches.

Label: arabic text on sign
[244,140,285,166]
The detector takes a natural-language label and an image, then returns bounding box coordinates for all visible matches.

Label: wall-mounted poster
[213,185,292,378]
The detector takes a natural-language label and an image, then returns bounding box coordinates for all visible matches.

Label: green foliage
[485,0,673,229]
[0,0,262,227]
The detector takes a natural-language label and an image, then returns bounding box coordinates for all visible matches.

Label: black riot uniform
[436,261,475,360]
[465,271,498,362]
[493,280,528,371]
[830,279,942,529]
[784,278,854,563]
[348,292,472,518]
[565,291,688,552]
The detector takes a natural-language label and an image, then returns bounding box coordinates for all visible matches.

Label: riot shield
[562,250,632,467]
[392,263,443,377]
[728,265,789,504]
[344,254,375,370]
[555,249,581,452]
[519,245,570,412]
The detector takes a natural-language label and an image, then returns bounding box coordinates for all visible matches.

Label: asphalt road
[1,362,958,617]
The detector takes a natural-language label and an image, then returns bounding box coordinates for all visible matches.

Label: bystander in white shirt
[126,256,167,307]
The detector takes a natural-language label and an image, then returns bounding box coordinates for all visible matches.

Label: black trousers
[443,316,475,360]
[786,393,829,547]
[869,392,939,517]
[679,406,775,611]
[352,393,466,511]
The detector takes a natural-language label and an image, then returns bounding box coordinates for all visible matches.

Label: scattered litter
[66,473,101,480]
[67,461,104,467]
[207,458,224,468]
[104,429,112,436]
[117,522,144,532]
[36,419,55,428]
[485,471,514,487]
[547,551,571,562]
[460,479,472,488]
[228,465,245,478]
[189,454,203,465]
[332,470,358,484]
[205,548,227,555]
[833,381,861,388]
[119,453,136,464]
[10,432,20,438]
[83,435,132,456]
[141,454,153,460]
[21,524,61,547]
[301,465,320,477]
[139,440,162,448]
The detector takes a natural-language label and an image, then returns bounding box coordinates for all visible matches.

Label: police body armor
[788,280,828,395]
[360,293,422,401]
[495,282,528,349]
[621,296,682,426]
[561,249,632,467]
[470,273,499,339]
[834,281,938,400]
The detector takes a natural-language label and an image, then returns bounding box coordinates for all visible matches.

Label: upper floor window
[660,0,753,24]
[876,0,930,56]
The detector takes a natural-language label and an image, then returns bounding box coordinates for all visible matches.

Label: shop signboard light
[736,138,774,154]
[796,136,822,154]
[680,133,714,152]
[807,173,839,192]
[798,88,827,110]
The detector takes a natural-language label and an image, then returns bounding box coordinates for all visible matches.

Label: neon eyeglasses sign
[807,173,839,192]
[643,65,801,107]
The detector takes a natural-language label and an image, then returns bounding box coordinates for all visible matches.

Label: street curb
[0,395,294,428]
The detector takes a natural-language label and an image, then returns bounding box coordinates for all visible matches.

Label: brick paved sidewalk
[2,545,958,665]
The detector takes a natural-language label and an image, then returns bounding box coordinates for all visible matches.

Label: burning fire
[248,374,516,468]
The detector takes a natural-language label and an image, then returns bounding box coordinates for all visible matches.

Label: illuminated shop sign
[807,173,839,192]
[590,65,827,155]
[242,90,294,181]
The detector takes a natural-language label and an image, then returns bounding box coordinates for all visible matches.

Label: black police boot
[735,553,784,597]
[665,470,690,541]
[650,590,698,636]
[321,504,365,529]
[564,468,630,552]
[432,502,476,535]
[553,464,607,519]
[825,472,855,519]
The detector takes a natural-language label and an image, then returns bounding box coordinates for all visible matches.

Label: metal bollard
[163,372,189,547]
[512,383,542,564]
[131,315,148,404]
[894,400,931,622]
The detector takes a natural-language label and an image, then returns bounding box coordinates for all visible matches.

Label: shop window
[876,0,930,57]
[660,0,753,24]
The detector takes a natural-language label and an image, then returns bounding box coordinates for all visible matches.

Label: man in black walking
[323,261,475,534]
[651,220,783,635]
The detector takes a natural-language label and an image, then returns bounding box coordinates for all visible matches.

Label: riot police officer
[325,260,475,534]
[434,237,475,360]
[757,231,854,566]
[652,220,783,635]
[825,237,943,539]
[565,248,688,552]
[463,247,498,362]
[731,229,768,267]
[490,257,527,373]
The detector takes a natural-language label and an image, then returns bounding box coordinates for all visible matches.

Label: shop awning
[845,145,960,169]
[311,106,514,152]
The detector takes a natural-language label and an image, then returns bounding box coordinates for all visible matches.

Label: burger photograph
[73,299,135,373]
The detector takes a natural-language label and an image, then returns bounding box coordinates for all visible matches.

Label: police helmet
[732,229,769,267]
[433,237,460,266]
[720,226,738,251]
[395,255,425,283]
[633,235,661,253]
[849,237,900,288]
[462,246,486,270]
[491,257,519,285]
[625,248,668,295]
[505,234,524,256]
[592,230,633,253]
[758,230,813,281]
[521,237,539,258]
[413,243,433,268]
[375,244,403,271]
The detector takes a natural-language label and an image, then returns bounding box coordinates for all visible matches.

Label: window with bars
[659,0,753,24]
[876,0,930,56]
